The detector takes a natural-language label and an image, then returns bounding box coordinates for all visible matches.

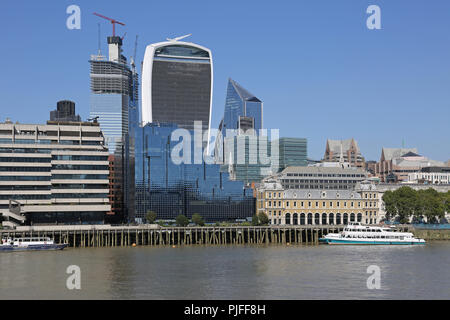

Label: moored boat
[319,222,426,245]
[0,237,68,251]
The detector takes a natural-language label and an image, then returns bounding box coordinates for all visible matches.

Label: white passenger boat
[319,222,426,245]
[0,237,68,251]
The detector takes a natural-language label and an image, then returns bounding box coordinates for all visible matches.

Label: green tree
[192,213,205,226]
[176,214,189,227]
[146,210,157,224]
[251,214,259,226]
[382,190,396,221]
[394,187,417,223]
[258,212,269,225]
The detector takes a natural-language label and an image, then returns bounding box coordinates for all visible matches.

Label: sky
[1,0,449,162]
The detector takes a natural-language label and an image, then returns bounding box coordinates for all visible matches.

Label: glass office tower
[275,138,308,172]
[141,38,213,133]
[89,36,135,154]
[90,36,138,223]
[134,123,255,222]
[215,79,268,184]
[221,78,262,136]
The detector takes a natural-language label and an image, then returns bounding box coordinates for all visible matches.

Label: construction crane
[93,12,125,37]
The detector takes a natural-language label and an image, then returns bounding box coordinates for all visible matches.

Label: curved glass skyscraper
[141,37,213,133]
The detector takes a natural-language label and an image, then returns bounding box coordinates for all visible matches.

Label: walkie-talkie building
[141,36,213,133]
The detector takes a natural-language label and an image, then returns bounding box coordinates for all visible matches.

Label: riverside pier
[0,225,414,248]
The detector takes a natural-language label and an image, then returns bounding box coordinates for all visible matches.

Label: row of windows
[265,200,378,208]
[0,194,50,199]
[52,165,108,170]
[0,176,50,181]
[284,185,353,190]
[0,185,50,190]
[0,157,51,162]
[52,155,109,161]
[285,173,365,178]
[52,174,109,180]
[51,184,109,189]
[0,167,51,172]
[265,191,377,199]
[269,212,363,225]
[283,179,359,184]
[51,193,108,199]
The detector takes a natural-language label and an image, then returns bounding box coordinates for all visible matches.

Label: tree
[146,210,157,224]
[192,213,205,226]
[176,214,189,227]
[382,190,396,221]
[258,212,269,225]
[251,214,259,226]
[394,187,417,223]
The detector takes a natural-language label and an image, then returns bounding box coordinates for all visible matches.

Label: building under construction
[90,14,139,223]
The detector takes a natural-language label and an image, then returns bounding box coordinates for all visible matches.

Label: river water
[1,242,449,300]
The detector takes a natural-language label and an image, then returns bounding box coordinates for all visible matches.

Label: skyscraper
[141,35,213,133]
[220,78,263,136]
[89,34,139,223]
[215,79,268,184]
[89,36,137,154]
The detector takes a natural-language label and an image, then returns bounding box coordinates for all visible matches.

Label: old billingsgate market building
[257,179,381,226]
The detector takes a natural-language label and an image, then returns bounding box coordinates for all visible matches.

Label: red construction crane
[93,12,125,37]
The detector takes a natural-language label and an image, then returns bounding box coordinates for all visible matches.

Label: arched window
[357,213,362,222]
[329,213,334,225]
[315,213,320,225]
[300,213,305,225]
[307,213,313,225]
[322,213,327,225]
[336,213,341,225]
[293,213,298,225]
[350,213,355,222]
[343,213,348,224]
[285,213,291,225]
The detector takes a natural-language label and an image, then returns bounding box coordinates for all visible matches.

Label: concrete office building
[0,119,110,227]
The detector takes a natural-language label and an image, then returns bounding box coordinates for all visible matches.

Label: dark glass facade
[134,123,255,222]
[150,45,212,132]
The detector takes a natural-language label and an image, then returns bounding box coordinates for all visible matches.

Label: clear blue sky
[1,0,449,162]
